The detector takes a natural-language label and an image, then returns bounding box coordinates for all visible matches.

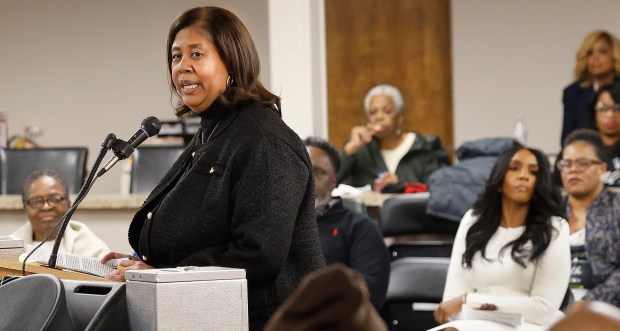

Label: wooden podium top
[0,259,104,282]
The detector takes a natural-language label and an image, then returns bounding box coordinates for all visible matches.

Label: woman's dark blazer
[562,81,596,145]
[561,76,620,145]
[128,101,326,324]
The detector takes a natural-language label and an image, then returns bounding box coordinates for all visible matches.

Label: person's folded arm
[467,219,571,325]
[583,267,620,307]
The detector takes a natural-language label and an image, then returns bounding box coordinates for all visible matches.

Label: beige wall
[0,0,271,194]
[452,0,620,155]
[4,0,620,197]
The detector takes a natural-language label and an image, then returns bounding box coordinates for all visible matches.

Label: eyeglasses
[26,194,67,209]
[556,158,602,172]
[595,102,620,114]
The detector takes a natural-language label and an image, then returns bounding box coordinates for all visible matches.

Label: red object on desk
[403,182,428,194]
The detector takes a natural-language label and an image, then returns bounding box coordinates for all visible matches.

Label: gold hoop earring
[226,75,234,88]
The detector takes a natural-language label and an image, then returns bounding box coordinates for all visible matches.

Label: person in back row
[559,129,620,308]
[339,84,449,191]
[11,169,110,259]
[304,136,390,310]
[561,30,620,145]
[588,83,620,185]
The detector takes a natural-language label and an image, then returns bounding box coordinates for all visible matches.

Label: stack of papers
[0,235,25,261]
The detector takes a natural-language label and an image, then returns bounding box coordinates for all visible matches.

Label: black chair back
[0,274,75,330]
[61,279,128,331]
[0,147,88,195]
[382,257,449,331]
[130,146,184,194]
[380,193,458,237]
[380,193,458,260]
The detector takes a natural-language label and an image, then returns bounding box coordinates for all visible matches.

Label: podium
[126,266,249,330]
[0,259,103,281]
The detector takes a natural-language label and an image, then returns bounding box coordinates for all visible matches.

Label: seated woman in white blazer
[433,145,571,330]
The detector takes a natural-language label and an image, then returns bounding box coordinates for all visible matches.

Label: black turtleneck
[197,99,230,144]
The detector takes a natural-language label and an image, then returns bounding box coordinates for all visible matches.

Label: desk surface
[0,194,149,211]
[0,259,103,281]
[339,192,396,207]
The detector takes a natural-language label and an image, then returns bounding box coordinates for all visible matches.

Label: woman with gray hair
[339,84,448,191]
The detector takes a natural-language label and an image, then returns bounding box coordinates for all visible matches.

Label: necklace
[202,121,221,144]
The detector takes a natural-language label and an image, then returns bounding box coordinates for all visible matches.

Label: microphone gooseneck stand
[20,134,134,274]
[20,116,161,275]
[46,134,124,269]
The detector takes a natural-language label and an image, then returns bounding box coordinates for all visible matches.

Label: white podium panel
[126,266,248,331]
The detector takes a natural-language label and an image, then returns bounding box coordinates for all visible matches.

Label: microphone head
[141,116,161,137]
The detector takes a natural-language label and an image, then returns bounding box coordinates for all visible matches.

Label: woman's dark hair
[462,145,564,268]
[21,169,69,204]
[588,82,620,128]
[563,129,605,160]
[166,7,281,117]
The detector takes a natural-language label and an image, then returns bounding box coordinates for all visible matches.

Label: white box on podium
[126,266,248,331]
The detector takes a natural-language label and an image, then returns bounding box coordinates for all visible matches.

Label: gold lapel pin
[209,167,215,174]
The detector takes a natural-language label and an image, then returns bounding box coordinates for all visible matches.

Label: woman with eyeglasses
[433,145,570,330]
[587,83,620,185]
[559,129,620,310]
[10,169,110,259]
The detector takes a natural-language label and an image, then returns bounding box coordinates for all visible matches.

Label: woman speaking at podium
[101,6,325,329]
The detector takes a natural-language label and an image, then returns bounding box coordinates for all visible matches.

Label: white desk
[339,191,396,207]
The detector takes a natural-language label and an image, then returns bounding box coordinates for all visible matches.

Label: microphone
[97,116,161,177]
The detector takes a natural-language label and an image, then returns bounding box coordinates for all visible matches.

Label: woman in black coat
[562,30,620,145]
[102,7,325,329]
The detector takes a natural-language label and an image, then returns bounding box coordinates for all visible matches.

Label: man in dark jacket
[304,136,390,310]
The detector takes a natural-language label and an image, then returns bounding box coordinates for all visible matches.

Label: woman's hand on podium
[101,252,154,282]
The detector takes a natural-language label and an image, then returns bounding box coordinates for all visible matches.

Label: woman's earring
[226,75,234,88]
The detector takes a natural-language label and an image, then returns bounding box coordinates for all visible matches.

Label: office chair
[381,257,449,331]
[61,279,129,331]
[0,147,88,195]
[380,193,458,260]
[0,274,75,331]
[129,146,184,194]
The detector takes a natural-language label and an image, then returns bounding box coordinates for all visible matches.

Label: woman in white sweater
[11,169,110,259]
[433,145,571,330]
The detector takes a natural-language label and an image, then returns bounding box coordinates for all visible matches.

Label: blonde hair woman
[562,30,620,145]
